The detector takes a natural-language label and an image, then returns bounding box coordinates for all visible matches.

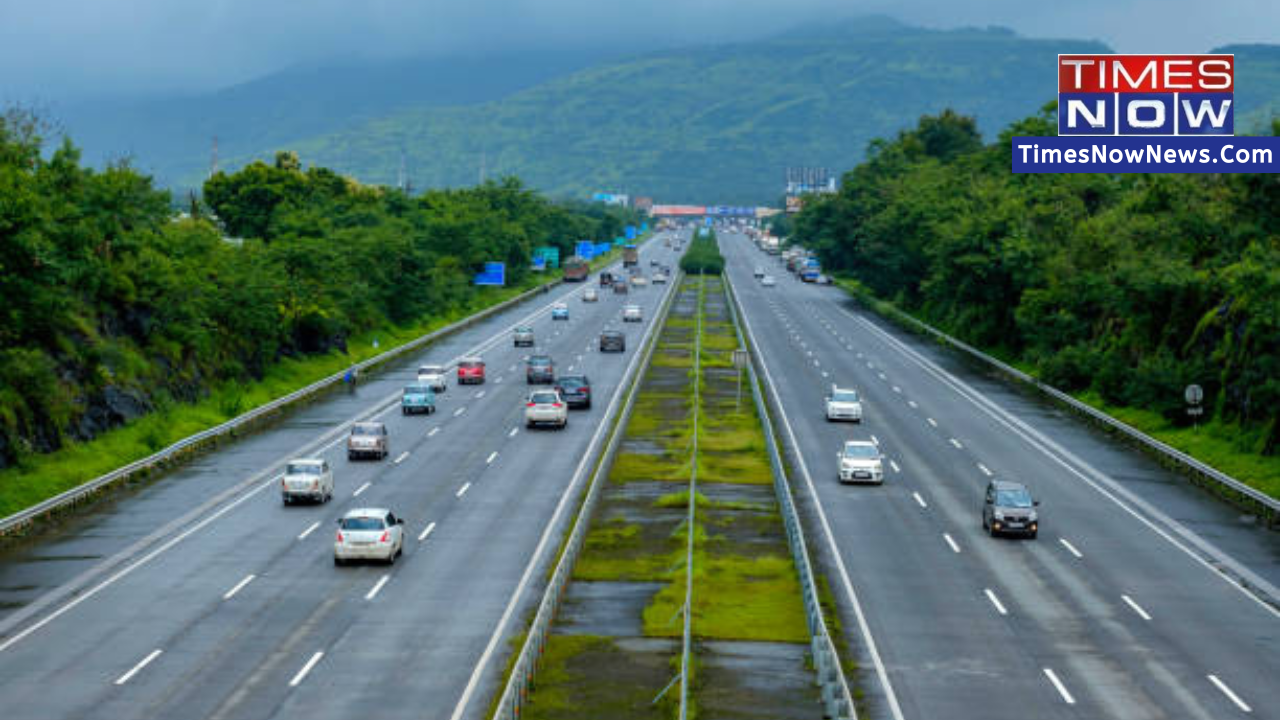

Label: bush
[680,228,725,275]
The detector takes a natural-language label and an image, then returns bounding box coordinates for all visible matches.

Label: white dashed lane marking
[223,574,256,600]
[289,652,325,688]
[298,522,320,541]
[352,482,370,497]
[456,483,471,498]
[984,588,1007,615]
[418,522,437,542]
[115,649,163,686]
[1058,538,1083,559]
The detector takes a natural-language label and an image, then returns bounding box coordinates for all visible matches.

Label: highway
[0,233,684,720]
[721,231,1279,720]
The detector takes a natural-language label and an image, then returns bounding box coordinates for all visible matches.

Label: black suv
[599,330,626,353]
[526,355,555,384]
[555,375,592,409]
[982,480,1040,539]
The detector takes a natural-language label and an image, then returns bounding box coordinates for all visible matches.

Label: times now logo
[1058,54,1233,136]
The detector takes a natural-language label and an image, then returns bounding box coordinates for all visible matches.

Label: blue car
[401,383,437,415]
[551,303,570,321]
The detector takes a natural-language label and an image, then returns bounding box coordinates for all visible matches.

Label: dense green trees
[0,115,637,467]
[680,228,725,275]
[794,107,1280,453]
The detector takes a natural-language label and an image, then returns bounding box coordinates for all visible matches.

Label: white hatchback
[281,458,333,505]
[417,364,447,392]
[334,508,405,565]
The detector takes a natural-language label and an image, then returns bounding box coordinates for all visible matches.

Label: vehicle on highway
[650,258,660,267]
[816,274,833,285]
[825,387,863,422]
[513,326,535,347]
[622,244,639,267]
[525,389,568,429]
[631,275,648,288]
[348,421,389,461]
[526,354,556,384]
[754,266,765,279]
[281,458,333,505]
[417,364,447,392]
[623,304,643,322]
[600,271,614,287]
[613,280,629,295]
[837,440,883,484]
[982,480,1040,539]
[583,287,599,302]
[334,508,405,565]
[401,383,437,415]
[554,374,592,409]
[652,271,668,284]
[551,302,570,320]
[562,256,590,282]
[599,330,626,352]
[457,357,486,384]
[761,275,776,287]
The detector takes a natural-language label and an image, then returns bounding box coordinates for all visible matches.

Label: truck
[622,244,639,268]
[800,258,821,282]
[562,256,590,282]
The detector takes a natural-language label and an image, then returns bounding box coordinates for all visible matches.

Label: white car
[754,266,765,278]
[525,389,568,429]
[652,272,668,284]
[623,304,643,322]
[838,440,884,484]
[281,458,333,505]
[761,275,776,287]
[417,364,447,392]
[631,276,648,287]
[825,387,863,422]
[583,288,599,302]
[334,508,405,565]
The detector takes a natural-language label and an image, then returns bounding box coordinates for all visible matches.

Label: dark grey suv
[526,355,555,384]
[599,330,626,353]
[982,480,1039,539]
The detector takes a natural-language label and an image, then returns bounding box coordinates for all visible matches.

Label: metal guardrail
[0,278,571,537]
[723,274,856,720]
[493,270,683,720]
[854,295,1280,525]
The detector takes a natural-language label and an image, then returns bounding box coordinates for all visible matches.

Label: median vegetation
[678,227,725,275]
[796,108,1280,498]
[0,108,639,513]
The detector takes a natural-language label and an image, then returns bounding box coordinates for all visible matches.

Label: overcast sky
[1,0,1275,99]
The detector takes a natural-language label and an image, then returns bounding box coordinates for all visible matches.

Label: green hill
[263,18,1113,203]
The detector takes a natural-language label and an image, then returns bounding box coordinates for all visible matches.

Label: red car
[457,357,486,384]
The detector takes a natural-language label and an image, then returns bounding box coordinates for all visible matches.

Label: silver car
[281,458,333,505]
[348,421,389,461]
[982,480,1040,539]
[623,304,643,322]
[334,508,405,565]
[513,326,535,347]
[762,275,776,287]
[525,389,568,430]
[837,440,884,484]
[825,387,863,422]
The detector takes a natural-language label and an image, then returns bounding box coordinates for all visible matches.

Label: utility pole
[210,135,219,179]
[398,150,407,192]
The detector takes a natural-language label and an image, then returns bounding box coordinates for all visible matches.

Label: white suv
[417,364,447,392]
[281,458,333,505]
[825,386,863,422]
[623,304,643,322]
[525,390,568,429]
[838,440,884,484]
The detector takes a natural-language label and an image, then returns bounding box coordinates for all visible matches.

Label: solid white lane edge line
[950,438,963,449]
[115,648,163,686]
[943,533,961,554]
[222,574,256,601]
[428,427,440,437]
[912,491,927,508]
[984,588,1007,614]
[486,451,498,465]
[1043,668,1076,704]
[1207,674,1252,713]
[418,522,436,542]
[298,521,321,541]
[365,575,390,601]
[289,652,324,688]
[1121,594,1153,621]
[927,417,938,427]
[978,463,993,476]
[1059,537,1083,558]
[352,482,370,497]
[394,451,409,464]
[508,427,518,438]
[890,460,901,473]
[456,482,471,498]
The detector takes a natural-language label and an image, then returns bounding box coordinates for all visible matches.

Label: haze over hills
[53,17,1280,204]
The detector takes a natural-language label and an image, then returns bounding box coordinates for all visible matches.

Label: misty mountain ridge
[52,17,1280,204]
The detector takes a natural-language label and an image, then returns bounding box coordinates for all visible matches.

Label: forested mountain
[0,111,635,468]
[793,109,1280,456]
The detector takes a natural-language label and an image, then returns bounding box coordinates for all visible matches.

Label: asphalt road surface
[0,232,684,720]
[722,231,1278,720]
